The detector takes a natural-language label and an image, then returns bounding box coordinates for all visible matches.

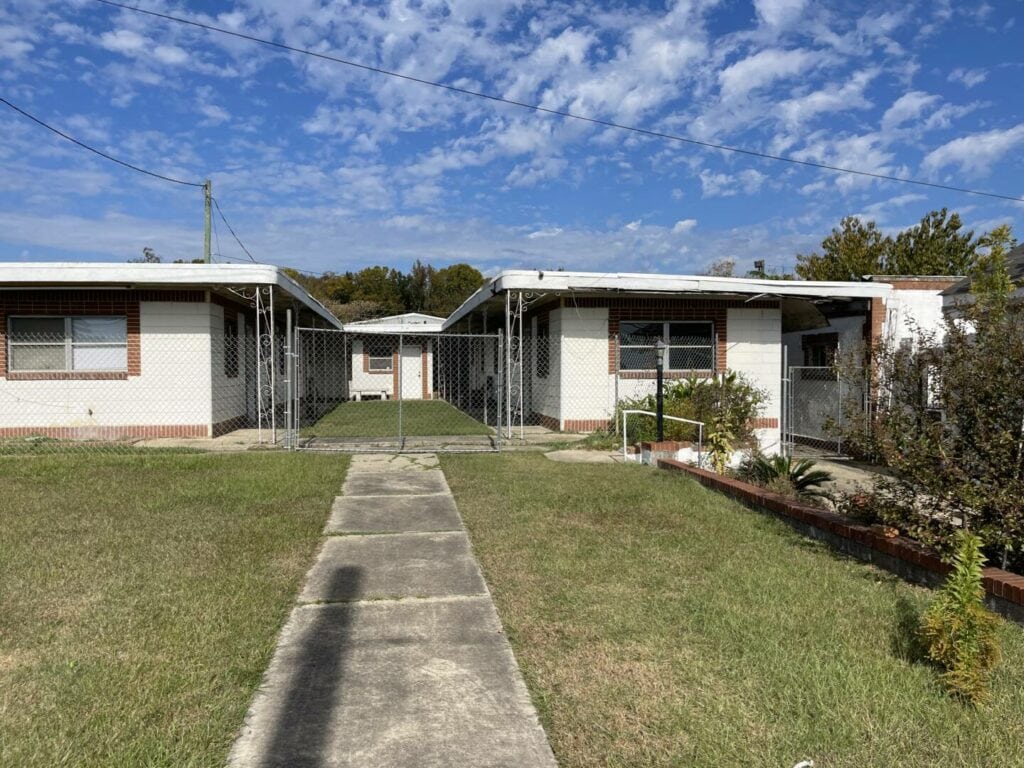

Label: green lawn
[303,398,492,438]
[441,453,1024,768]
[0,451,348,768]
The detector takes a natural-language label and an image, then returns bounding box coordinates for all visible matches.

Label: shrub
[616,370,766,447]
[920,531,1001,705]
[739,455,834,499]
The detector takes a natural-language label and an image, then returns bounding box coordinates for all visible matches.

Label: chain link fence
[290,329,502,452]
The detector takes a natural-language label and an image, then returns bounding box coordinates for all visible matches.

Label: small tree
[840,225,1024,570]
[920,531,1001,705]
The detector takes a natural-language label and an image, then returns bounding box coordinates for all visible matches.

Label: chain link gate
[287,328,502,452]
[782,365,865,457]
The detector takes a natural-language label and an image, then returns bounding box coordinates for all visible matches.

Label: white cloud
[672,218,698,234]
[922,124,1024,176]
[199,104,231,125]
[718,48,822,102]
[881,91,940,130]
[624,220,641,231]
[699,169,766,197]
[778,69,877,127]
[153,45,189,66]
[527,227,563,239]
[99,29,148,55]
[948,67,987,88]
[754,0,807,27]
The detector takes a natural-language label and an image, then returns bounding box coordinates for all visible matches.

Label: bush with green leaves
[616,370,766,447]
[836,225,1024,572]
[920,531,1001,705]
[739,454,834,500]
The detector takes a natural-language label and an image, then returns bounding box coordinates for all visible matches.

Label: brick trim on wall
[0,424,209,440]
[657,458,1024,624]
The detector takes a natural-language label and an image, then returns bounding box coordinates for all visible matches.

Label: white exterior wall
[0,301,214,431]
[529,311,562,424]
[782,313,865,367]
[726,307,782,454]
[350,339,396,397]
[348,337,432,399]
[210,305,247,426]
[885,288,946,347]
[556,306,612,428]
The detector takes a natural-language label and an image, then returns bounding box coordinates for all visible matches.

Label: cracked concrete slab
[325,494,462,534]
[227,597,556,768]
[344,454,440,474]
[342,469,450,497]
[300,532,487,602]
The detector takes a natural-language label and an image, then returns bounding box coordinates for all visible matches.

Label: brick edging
[656,458,1024,623]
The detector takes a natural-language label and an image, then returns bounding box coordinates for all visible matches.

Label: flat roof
[346,312,445,334]
[444,269,892,329]
[0,262,342,328]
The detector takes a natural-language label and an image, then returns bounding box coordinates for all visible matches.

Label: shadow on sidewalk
[258,566,362,768]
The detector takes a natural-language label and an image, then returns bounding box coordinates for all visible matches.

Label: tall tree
[796,217,890,281]
[886,208,978,276]
[404,260,434,312]
[347,266,406,312]
[702,258,736,277]
[426,263,485,317]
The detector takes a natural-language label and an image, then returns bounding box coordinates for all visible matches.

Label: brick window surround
[0,290,143,380]
[555,296,778,379]
[0,289,237,382]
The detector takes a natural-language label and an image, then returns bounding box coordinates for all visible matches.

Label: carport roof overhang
[442,269,892,330]
[0,262,342,329]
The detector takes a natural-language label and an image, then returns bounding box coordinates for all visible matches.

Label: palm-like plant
[740,455,834,499]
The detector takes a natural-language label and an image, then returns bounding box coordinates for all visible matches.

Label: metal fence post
[285,309,293,450]
[397,332,403,447]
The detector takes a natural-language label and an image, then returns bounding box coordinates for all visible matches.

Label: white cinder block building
[0,263,340,440]
[343,313,445,400]
[442,270,912,454]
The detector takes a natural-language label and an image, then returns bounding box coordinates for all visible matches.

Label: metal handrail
[621,409,705,466]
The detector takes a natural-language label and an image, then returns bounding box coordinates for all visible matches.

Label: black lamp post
[654,339,667,442]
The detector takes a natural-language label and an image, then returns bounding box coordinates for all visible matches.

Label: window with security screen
[618,320,715,372]
[7,316,128,372]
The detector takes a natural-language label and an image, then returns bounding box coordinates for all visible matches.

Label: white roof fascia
[0,262,342,328]
[443,269,892,329]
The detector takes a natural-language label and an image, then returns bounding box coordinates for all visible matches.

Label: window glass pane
[620,347,656,370]
[72,345,127,371]
[668,322,713,344]
[72,316,126,343]
[620,322,663,345]
[669,347,714,370]
[9,317,65,342]
[10,345,66,370]
[368,357,392,371]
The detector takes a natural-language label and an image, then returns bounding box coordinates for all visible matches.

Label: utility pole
[203,179,212,263]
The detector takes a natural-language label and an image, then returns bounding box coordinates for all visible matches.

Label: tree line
[283,261,485,323]
[704,208,1017,281]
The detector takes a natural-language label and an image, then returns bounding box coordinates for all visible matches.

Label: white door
[400,344,423,400]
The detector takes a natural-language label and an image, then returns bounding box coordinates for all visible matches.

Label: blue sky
[1,0,1022,275]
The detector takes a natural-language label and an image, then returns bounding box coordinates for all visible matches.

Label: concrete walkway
[227,453,557,768]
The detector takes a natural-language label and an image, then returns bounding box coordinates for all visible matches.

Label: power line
[0,95,204,188]
[94,0,1024,204]
[211,197,257,263]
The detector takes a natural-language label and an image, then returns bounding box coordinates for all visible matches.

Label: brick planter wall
[657,458,1024,625]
